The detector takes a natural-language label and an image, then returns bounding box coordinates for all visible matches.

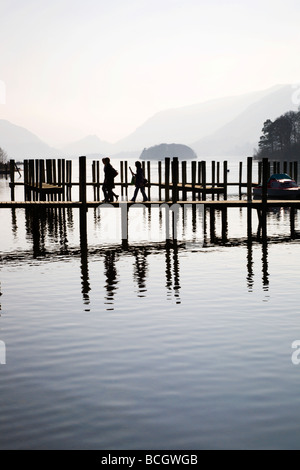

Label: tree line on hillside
[256,110,300,160]
[0,147,8,169]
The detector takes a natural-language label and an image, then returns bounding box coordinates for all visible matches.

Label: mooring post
[96,160,100,201]
[223,161,228,200]
[247,156,252,203]
[239,161,243,199]
[147,161,151,201]
[191,161,196,201]
[158,161,162,201]
[260,157,269,240]
[124,161,128,199]
[24,160,28,201]
[79,156,87,245]
[294,161,298,184]
[9,159,15,201]
[172,157,179,203]
[262,157,268,205]
[79,156,87,208]
[182,161,187,201]
[120,161,124,198]
[92,161,96,201]
[165,158,170,202]
[202,161,207,201]
[211,160,216,201]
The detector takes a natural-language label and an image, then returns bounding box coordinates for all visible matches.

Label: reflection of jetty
[1,206,293,309]
[2,156,300,241]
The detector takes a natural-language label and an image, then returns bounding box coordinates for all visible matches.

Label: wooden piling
[191,161,196,201]
[158,161,162,201]
[165,158,170,202]
[202,161,207,201]
[182,161,187,201]
[294,161,298,183]
[172,157,179,203]
[211,161,216,201]
[239,162,243,199]
[262,157,268,205]
[147,161,151,200]
[223,161,228,200]
[124,161,128,198]
[10,159,15,201]
[247,156,252,202]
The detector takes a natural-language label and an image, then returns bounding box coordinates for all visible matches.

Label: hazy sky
[1,0,300,146]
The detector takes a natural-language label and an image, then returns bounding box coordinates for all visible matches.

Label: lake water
[1,159,300,450]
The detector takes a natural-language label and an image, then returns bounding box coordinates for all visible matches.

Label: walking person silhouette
[102,157,119,202]
[130,161,148,202]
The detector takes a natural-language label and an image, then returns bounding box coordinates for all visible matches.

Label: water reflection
[104,249,118,309]
[133,248,148,298]
[2,206,300,310]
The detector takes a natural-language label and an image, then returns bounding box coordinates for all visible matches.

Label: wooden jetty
[2,156,300,243]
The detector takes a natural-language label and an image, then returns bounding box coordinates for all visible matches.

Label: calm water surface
[1,162,300,449]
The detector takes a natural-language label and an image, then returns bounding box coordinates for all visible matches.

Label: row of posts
[9,156,299,204]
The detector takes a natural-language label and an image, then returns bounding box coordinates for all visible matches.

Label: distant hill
[140,143,197,160]
[61,134,112,156]
[0,119,58,159]
[112,85,285,153]
[2,84,300,161]
[191,85,300,157]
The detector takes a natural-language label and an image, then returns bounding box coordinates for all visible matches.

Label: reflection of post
[165,241,181,304]
[210,207,215,243]
[80,211,90,308]
[290,207,296,239]
[11,209,17,237]
[104,250,118,309]
[221,207,228,243]
[172,242,181,304]
[261,239,269,290]
[247,205,252,240]
[133,249,148,298]
[246,240,254,292]
[165,243,172,298]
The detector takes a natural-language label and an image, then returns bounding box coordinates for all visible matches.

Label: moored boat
[253,174,300,199]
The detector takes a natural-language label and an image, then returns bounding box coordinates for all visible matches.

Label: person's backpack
[112,167,118,178]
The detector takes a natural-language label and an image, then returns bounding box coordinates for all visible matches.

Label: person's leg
[131,186,139,201]
[107,186,114,202]
[141,186,148,201]
[102,185,108,202]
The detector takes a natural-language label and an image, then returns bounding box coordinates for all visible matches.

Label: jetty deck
[2,155,300,242]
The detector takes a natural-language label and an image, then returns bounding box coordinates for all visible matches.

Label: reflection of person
[130,161,148,202]
[102,157,119,202]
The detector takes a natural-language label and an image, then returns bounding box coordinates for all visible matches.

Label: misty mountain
[140,143,197,160]
[0,119,58,160]
[191,85,300,157]
[112,85,285,153]
[61,134,112,157]
[2,84,299,161]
